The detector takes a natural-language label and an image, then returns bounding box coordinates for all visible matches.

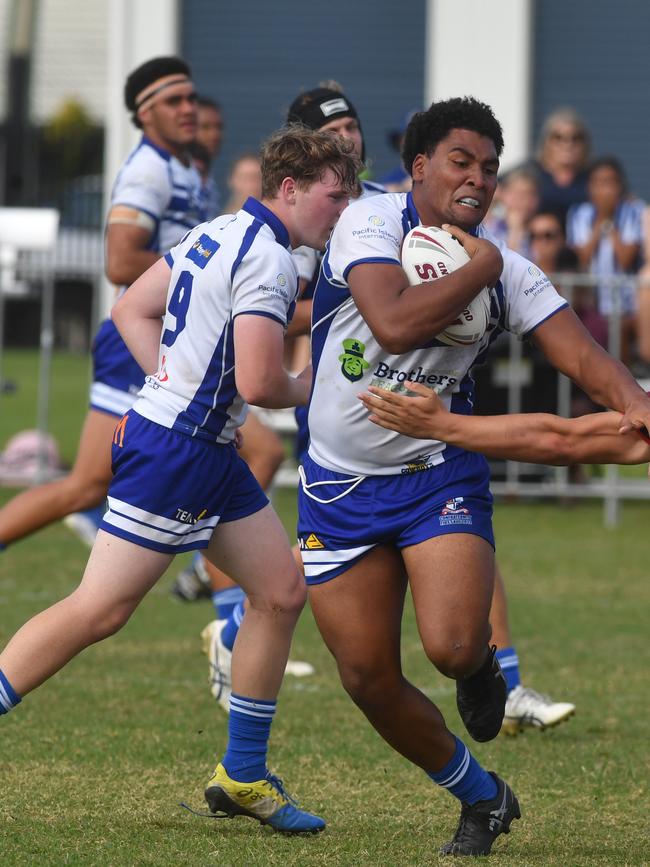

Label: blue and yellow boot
[204,763,325,834]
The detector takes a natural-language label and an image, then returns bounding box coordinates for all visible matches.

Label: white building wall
[32,0,107,123]
[425,0,533,173]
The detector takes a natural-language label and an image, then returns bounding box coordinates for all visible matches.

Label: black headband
[135,75,192,111]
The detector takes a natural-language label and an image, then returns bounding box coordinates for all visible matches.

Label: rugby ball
[401,225,491,346]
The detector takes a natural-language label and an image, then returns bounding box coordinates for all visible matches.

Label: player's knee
[424,636,488,679]
[338,660,399,710]
[87,602,136,641]
[68,590,137,642]
[249,572,306,620]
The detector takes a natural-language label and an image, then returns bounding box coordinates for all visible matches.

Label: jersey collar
[242,197,291,249]
[141,135,172,162]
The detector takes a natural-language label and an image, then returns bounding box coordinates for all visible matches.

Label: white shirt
[566,197,644,315]
[132,197,299,444]
[308,191,568,475]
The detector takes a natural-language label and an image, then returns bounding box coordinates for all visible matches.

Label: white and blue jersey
[101,197,296,553]
[110,135,209,254]
[566,197,644,315]
[292,179,387,461]
[132,197,299,443]
[91,136,208,417]
[307,190,568,476]
[298,190,568,583]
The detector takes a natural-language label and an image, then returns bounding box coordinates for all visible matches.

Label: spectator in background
[222,152,262,214]
[528,210,579,279]
[531,107,591,228]
[567,156,644,367]
[529,211,604,464]
[379,110,417,192]
[529,209,607,357]
[192,95,224,217]
[636,207,650,366]
[196,96,224,158]
[484,167,540,256]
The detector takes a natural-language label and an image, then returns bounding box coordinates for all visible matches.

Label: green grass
[1,352,649,865]
[1,349,91,466]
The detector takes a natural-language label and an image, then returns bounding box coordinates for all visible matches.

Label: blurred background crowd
[2,0,650,387]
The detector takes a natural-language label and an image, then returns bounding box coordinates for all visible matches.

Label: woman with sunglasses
[532,107,592,227]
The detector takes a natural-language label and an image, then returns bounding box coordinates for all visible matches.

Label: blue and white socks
[220,600,245,652]
[221,693,276,782]
[495,646,520,694]
[212,585,245,621]
[0,669,21,715]
[428,735,498,804]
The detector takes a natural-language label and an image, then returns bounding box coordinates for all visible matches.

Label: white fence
[0,240,648,524]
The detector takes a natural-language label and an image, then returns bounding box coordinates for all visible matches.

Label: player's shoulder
[114,139,170,193]
[241,213,298,276]
[360,179,388,198]
[479,223,528,266]
[337,191,406,231]
[123,138,170,173]
[478,223,552,290]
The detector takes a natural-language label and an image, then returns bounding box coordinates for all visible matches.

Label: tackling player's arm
[234,315,311,409]
[531,307,650,435]
[105,206,160,286]
[111,257,171,374]
[359,382,650,466]
[285,293,312,338]
[347,225,502,354]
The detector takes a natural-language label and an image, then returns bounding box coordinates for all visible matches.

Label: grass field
[1,351,649,865]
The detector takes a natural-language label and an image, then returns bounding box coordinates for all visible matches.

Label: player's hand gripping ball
[401,225,491,346]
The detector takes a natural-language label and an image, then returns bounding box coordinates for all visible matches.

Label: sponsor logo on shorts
[113,414,129,448]
[401,453,434,474]
[339,338,370,383]
[175,507,208,525]
[300,533,325,550]
[439,497,473,525]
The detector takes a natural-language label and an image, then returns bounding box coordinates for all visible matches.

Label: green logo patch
[339,338,370,383]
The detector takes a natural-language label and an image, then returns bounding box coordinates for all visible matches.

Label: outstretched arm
[358,382,650,466]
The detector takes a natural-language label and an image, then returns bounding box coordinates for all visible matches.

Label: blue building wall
[182,1,650,203]
[181,0,425,199]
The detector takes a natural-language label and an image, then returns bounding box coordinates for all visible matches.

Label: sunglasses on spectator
[548,130,584,144]
[530,230,561,241]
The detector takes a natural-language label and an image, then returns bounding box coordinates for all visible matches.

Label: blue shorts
[101,411,268,554]
[90,319,145,417]
[297,451,494,585]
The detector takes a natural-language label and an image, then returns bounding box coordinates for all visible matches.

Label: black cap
[287,87,364,161]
